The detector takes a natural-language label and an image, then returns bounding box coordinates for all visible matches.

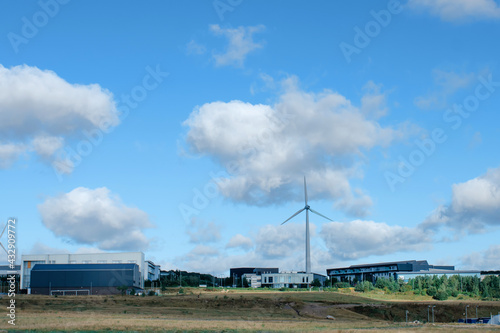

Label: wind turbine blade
[281,208,306,225]
[309,208,333,221]
[0,242,7,254]
[304,176,308,206]
[0,222,7,238]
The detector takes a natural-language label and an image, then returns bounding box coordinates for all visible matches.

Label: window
[97,260,107,263]
[82,260,91,264]
[112,260,122,263]
[269,277,273,283]
[128,260,137,263]
[69,260,76,264]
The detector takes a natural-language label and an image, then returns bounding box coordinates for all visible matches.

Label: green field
[2,289,500,332]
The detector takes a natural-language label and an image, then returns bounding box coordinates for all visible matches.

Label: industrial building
[261,272,313,288]
[229,267,279,288]
[21,252,159,291]
[0,265,20,277]
[30,263,141,295]
[327,260,480,283]
[230,267,326,288]
[145,260,161,281]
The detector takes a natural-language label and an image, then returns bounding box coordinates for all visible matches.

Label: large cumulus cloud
[0,64,119,169]
[184,78,403,216]
[38,187,153,251]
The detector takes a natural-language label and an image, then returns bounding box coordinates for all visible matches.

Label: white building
[242,273,262,288]
[261,272,314,288]
[21,252,146,290]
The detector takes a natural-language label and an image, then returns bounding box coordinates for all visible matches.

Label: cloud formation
[38,187,152,251]
[210,24,265,67]
[414,69,475,110]
[226,234,253,250]
[0,64,119,169]
[184,77,403,216]
[321,220,431,260]
[422,167,500,233]
[187,218,221,244]
[460,244,500,270]
[409,0,500,22]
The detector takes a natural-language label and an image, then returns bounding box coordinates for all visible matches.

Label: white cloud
[361,81,389,118]
[27,242,70,255]
[255,223,310,259]
[187,218,221,244]
[321,220,431,260]
[422,167,500,233]
[414,69,475,110]
[184,77,403,216]
[186,40,206,55]
[460,245,500,270]
[32,135,65,159]
[409,0,500,22]
[0,64,119,169]
[189,245,219,257]
[174,219,432,275]
[226,234,253,250]
[210,24,265,67]
[0,142,26,168]
[38,187,153,251]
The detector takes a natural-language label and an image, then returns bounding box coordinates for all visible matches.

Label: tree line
[348,275,500,300]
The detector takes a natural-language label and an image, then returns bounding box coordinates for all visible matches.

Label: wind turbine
[281,176,332,274]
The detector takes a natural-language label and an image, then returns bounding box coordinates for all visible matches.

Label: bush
[148,290,156,296]
[334,282,350,288]
[433,290,448,300]
[355,281,374,293]
[427,286,437,297]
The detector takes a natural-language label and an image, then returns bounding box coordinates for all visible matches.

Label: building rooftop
[31,263,138,271]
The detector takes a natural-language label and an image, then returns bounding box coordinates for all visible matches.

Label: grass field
[1,289,500,332]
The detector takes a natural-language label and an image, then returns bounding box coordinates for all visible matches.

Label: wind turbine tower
[281,177,332,274]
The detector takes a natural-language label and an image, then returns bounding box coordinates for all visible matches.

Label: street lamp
[432,305,436,323]
[476,305,479,319]
[405,310,409,325]
[465,305,470,323]
[428,305,430,323]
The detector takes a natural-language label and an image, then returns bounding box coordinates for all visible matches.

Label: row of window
[263,275,310,284]
[65,260,137,264]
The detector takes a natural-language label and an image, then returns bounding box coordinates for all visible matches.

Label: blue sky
[1,0,500,275]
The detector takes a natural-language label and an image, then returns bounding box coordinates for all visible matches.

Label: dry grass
[1,291,499,332]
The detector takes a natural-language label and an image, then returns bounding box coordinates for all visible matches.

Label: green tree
[117,285,128,296]
[311,279,322,287]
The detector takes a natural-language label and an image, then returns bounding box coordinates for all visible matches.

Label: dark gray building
[230,267,279,279]
[30,263,141,295]
[327,260,455,283]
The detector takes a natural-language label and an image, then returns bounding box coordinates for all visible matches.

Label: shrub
[427,286,437,297]
[433,290,448,301]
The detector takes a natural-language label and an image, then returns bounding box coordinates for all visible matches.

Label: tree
[311,279,322,287]
[117,285,128,296]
